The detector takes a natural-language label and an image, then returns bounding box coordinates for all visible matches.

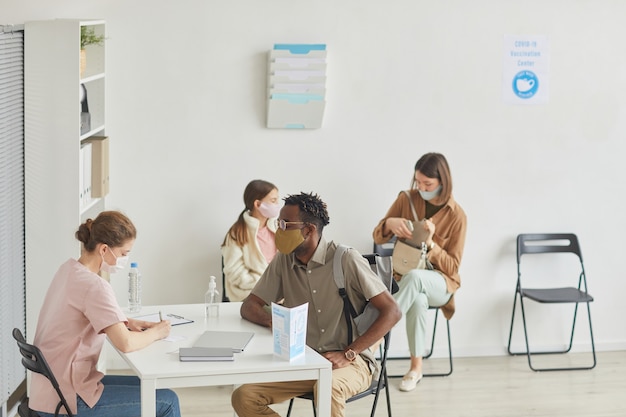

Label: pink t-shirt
[30,259,127,414]
[256,225,277,263]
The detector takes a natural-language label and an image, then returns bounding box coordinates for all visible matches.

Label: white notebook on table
[193,330,254,352]
[179,347,234,362]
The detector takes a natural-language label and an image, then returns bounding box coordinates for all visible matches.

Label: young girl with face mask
[30,211,180,417]
[221,179,280,302]
[373,152,467,393]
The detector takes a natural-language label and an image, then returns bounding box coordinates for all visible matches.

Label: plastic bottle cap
[130,262,138,268]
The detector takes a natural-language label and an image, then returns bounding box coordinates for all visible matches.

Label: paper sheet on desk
[162,335,186,342]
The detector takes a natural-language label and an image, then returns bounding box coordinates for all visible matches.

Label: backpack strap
[333,244,358,344]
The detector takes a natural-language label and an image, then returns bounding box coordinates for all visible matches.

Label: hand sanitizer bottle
[205,275,220,318]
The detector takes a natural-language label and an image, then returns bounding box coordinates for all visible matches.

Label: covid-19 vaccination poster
[503,35,549,105]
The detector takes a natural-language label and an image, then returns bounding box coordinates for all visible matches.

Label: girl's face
[414,171,440,192]
[260,188,279,206]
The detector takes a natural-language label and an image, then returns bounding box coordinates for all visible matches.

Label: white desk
[112,303,332,417]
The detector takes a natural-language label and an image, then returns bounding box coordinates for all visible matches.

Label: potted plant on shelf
[80,26,105,77]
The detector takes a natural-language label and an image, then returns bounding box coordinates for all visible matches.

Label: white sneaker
[398,371,422,392]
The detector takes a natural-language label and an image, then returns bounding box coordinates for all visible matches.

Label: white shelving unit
[24,19,107,339]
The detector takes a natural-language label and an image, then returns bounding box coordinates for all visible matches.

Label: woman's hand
[423,218,436,245]
[385,217,413,239]
[149,320,172,340]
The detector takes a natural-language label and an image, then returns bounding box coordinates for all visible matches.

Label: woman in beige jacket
[221,180,280,301]
[373,153,467,392]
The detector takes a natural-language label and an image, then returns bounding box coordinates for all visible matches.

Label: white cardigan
[221,212,277,302]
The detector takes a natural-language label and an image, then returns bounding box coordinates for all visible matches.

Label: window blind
[0,28,25,409]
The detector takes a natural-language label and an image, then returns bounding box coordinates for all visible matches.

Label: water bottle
[205,275,220,318]
[128,262,142,313]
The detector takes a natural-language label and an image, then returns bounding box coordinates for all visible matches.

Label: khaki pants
[231,355,371,417]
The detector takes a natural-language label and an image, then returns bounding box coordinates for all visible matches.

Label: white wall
[6,0,626,358]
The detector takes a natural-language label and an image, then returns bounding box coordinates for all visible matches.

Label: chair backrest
[373,236,396,257]
[517,233,582,262]
[362,253,396,293]
[221,256,230,302]
[12,328,74,417]
[516,233,587,291]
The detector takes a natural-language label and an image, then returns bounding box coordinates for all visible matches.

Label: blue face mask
[419,185,442,201]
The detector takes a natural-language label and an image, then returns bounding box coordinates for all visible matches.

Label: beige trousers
[231,355,372,417]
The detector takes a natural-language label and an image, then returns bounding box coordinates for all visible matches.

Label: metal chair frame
[506,233,596,371]
[13,328,74,417]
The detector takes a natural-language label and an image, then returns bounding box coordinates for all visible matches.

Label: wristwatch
[344,348,357,361]
[428,241,435,251]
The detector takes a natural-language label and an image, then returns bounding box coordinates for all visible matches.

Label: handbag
[392,191,434,275]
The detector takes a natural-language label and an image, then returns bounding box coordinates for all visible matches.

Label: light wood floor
[152,350,626,417]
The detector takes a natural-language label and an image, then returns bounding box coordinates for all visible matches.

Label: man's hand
[322,351,353,370]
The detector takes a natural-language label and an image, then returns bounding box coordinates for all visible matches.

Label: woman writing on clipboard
[29,211,181,417]
[373,152,467,392]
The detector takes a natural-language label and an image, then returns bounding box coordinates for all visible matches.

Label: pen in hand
[159,311,163,322]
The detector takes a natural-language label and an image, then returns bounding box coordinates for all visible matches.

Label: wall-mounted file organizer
[267,44,327,129]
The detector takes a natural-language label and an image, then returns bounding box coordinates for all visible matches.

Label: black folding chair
[221,256,230,302]
[286,253,394,417]
[13,328,74,417]
[507,233,596,371]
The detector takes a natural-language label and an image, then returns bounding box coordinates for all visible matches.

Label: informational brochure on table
[271,302,308,361]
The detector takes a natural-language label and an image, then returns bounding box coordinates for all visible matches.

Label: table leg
[315,366,332,417]
[140,377,157,417]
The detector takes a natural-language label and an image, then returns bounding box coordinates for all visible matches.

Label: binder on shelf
[79,142,93,209]
[84,136,109,198]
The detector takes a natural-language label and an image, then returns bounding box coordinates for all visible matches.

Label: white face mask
[258,202,281,219]
[419,185,442,201]
[100,250,130,274]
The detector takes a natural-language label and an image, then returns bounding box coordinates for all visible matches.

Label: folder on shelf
[84,136,109,198]
[79,142,92,208]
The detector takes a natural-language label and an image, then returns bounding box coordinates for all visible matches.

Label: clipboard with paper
[130,312,194,326]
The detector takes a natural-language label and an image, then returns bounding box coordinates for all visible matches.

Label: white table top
[114,302,332,417]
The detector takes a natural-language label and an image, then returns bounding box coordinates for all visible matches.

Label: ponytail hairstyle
[222,179,277,247]
[75,211,137,252]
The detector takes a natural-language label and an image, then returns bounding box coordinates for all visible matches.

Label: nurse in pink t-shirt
[30,211,180,417]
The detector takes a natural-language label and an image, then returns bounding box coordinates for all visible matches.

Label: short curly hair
[283,192,330,233]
